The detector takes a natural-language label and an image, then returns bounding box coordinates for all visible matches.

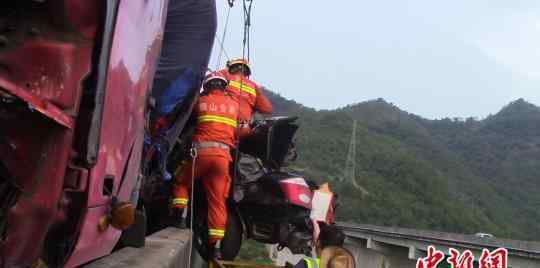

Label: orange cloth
[172,88,239,244]
[191,90,240,148]
[219,69,273,124]
[172,150,231,244]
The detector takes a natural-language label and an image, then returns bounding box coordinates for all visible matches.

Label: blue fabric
[144,134,152,147]
[155,142,172,181]
[155,69,198,116]
[143,134,171,181]
[143,0,216,181]
[151,0,216,119]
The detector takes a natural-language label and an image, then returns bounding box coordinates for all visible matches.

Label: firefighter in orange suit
[220,58,272,138]
[171,72,239,259]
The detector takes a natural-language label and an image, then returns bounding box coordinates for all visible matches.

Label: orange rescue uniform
[172,89,239,244]
[219,70,273,137]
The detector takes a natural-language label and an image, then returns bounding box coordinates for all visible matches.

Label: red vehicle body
[0,1,169,267]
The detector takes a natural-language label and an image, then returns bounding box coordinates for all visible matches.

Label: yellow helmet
[226,58,251,76]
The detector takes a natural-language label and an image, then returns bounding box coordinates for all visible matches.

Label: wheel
[220,208,243,260]
[192,183,210,260]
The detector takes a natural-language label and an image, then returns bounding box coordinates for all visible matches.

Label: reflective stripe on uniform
[197,115,237,127]
[304,258,320,268]
[208,228,226,238]
[193,141,229,150]
[229,80,257,96]
[172,198,189,206]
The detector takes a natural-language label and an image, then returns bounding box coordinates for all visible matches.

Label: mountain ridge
[264,89,540,241]
[265,88,540,120]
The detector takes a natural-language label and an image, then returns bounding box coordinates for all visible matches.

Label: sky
[210,0,540,119]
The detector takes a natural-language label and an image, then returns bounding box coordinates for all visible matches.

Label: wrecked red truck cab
[0,1,168,267]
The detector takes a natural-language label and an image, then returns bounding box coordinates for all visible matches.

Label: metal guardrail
[337,223,540,259]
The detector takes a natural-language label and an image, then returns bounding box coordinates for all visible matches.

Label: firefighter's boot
[171,207,187,229]
[212,240,223,260]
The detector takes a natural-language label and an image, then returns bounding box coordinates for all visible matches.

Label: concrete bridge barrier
[83,228,193,268]
[82,224,540,268]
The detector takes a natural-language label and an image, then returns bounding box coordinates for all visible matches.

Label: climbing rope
[242,0,254,62]
[214,2,233,70]
[187,146,198,267]
[213,0,253,71]
[213,35,231,71]
[231,0,254,189]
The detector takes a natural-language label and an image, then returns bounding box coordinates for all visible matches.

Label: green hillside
[265,90,540,241]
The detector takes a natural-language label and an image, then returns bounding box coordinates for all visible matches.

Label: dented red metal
[279,178,314,210]
[66,3,167,264]
[0,78,74,129]
[0,0,168,267]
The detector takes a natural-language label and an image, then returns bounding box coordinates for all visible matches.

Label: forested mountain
[264,90,540,241]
